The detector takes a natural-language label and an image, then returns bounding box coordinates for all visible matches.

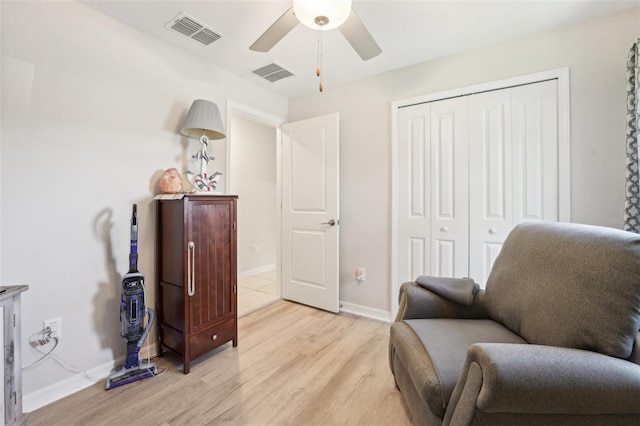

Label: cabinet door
[187,200,235,333]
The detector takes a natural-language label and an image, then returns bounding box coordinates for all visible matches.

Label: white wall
[0,1,287,404]
[2,0,638,407]
[230,115,277,273]
[288,8,640,314]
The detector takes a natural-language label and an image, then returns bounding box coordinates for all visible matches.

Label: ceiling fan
[249,0,382,61]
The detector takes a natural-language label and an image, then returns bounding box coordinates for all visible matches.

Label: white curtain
[625,39,640,233]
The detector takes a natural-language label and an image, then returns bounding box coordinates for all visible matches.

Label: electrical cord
[23,333,59,370]
[25,283,167,380]
[24,327,100,380]
[25,329,167,381]
[48,352,102,382]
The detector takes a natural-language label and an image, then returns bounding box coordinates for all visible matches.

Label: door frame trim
[389,67,571,319]
[225,100,287,298]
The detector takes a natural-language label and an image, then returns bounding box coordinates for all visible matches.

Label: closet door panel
[430,98,469,278]
[512,80,559,223]
[409,237,427,280]
[396,78,560,290]
[398,104,431,282]
[469,90,512,286]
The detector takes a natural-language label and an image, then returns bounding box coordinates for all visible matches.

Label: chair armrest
[445,343,640,424]
[394,281,487,322]
[629,332,640,365]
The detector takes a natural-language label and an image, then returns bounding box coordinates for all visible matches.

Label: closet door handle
[187,241,195,296]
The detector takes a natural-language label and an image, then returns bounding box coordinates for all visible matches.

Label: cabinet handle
[233,221,237,231]
[212,334,218,341]
[187,241,195,296]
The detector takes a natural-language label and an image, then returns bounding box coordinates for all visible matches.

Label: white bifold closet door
[398,79,558,286]
[397,98,469,281]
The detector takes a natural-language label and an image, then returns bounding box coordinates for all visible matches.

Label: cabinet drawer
[189,318,235,359]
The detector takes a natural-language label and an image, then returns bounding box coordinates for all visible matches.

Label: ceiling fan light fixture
[293,0,352,30]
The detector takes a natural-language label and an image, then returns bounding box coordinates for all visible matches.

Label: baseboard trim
[23,342,159,413]
[339,301,392,323]
[23,360,111,413]
[238,264,276,279]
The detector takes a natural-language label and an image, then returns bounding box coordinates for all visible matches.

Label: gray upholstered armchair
[389,222,640,425]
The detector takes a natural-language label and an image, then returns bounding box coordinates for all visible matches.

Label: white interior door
[281,113,340,313]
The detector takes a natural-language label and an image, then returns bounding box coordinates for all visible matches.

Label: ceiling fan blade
[339,9,382,61]
[249,7,298,52]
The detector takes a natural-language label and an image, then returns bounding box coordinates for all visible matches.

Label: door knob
[440,226,449,233]
[489,228,497,234]
[321,219,336,226]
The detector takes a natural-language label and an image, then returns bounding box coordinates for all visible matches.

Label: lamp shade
[293,0,352,30]
[180,99,225,140]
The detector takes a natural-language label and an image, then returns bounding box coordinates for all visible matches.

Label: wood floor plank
[21,301,413,426]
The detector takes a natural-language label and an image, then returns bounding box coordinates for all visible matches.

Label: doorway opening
[227,102,286,317]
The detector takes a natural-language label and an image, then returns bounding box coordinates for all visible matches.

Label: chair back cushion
[484,222,640,359]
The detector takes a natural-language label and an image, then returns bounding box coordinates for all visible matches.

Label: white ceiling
[80,0,638,98]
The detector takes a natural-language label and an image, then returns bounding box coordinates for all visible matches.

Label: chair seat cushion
[390,318,526,418]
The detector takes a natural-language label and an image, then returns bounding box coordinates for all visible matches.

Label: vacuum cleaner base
[105,359,157,390]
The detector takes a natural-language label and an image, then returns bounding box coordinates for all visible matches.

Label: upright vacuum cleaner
[106,204,157,390]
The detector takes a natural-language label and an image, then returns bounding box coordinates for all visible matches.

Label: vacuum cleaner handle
[129,204,139,273]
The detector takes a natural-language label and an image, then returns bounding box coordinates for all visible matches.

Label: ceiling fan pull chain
[318,24,324,92]
[316,25,321,77]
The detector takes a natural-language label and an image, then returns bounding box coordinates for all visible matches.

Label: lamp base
[185,171,222,192]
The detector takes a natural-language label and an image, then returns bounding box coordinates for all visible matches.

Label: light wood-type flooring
[238,269,280,318]
[21,300,413,425]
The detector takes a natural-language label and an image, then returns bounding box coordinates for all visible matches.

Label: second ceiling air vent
[166,13,221,46]
[252,63,294,83]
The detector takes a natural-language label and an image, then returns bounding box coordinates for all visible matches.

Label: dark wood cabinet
[156,195,238,373]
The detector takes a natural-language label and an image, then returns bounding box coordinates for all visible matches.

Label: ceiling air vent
[252,63,294,83]
[166,13,221,46]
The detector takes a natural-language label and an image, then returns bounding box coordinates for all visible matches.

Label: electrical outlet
[356,267,366,281]
[44,317,62,338]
